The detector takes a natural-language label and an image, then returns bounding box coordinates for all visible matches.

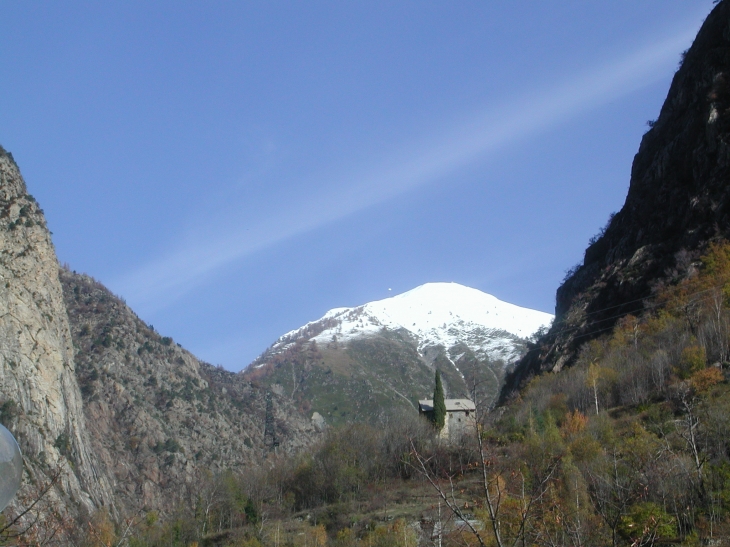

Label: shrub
[0,400,18,425]
[54,433,71,458]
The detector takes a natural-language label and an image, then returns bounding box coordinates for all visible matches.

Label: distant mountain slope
[502,0,730,398]
[244,283,552,426]
[60,268,317,516]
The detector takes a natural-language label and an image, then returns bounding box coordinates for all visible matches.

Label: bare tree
[0,462,74,547]
[409,395,560,547]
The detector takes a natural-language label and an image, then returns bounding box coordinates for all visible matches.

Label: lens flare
[0,425,22,512]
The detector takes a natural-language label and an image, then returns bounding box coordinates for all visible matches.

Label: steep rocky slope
[59,268,317,516]
[503,1,730,396]
[0,147,114,515]
[245,283,551,425]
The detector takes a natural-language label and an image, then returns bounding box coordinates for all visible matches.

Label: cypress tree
[432,370,446,430]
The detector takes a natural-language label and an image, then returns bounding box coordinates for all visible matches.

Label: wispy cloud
[112,26,698,314]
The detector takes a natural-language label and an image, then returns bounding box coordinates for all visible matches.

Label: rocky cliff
[502,1,730,397]
[0,147,115,515]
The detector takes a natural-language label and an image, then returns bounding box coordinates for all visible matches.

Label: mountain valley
[3,2,730,545]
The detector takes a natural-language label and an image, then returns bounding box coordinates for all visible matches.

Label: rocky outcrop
[0,147,114,514]
[502,1,730,398]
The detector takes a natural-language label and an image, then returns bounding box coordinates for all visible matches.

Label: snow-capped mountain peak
[248,283,554,424]
[269,282,553,365]
[362,282,550,339]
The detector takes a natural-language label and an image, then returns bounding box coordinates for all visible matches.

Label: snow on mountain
[270,282,553,365]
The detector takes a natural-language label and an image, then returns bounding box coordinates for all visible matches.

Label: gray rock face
[502,1,730,398]
[0,147,114,513]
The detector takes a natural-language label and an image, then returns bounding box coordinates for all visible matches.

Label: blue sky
[0,1,715,370]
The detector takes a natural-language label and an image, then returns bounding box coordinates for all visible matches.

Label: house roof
[418,399,476,412]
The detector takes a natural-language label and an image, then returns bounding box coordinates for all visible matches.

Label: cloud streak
[112,26,698,314]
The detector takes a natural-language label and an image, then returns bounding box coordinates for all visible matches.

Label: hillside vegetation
[484,240,730,546]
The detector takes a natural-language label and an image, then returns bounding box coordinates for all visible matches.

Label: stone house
[418,398,476,440]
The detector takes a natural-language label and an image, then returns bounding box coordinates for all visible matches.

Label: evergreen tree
[432,370,446,430]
